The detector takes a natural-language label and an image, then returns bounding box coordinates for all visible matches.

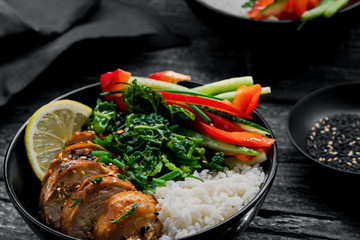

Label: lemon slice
[25,100,92,181]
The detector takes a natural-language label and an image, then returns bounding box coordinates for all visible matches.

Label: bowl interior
[288,82,360,175]
[5,83,277,239]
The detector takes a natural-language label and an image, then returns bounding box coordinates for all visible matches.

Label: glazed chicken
[42,142,110,184]
[68,130,97,144]
[60,175,135,239]
[40,160,118,229]
[93,191,162,240]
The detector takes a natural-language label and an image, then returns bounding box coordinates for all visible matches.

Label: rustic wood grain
[1,0,360,239]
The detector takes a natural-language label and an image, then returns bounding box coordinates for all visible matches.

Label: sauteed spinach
[86,81,225,192]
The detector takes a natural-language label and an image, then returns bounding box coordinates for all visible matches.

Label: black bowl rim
[4,82,278,239]
[190,0,360,23]
[287,82,360,176]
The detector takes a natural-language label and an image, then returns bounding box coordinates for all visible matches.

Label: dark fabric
[0,0,184,106]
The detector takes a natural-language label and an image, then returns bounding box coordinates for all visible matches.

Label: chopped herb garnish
[110,202,138,223]
[69,198,81,208]
[87,176,104,184]
[58,162,72,173]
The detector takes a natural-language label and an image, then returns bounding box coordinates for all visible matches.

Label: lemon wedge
[25,100,92,181]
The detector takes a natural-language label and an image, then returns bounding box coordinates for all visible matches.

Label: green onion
[157,89,224,101]
[185,175,204,182]
[189,104,211,124]
[158,170,181,181]
[100,90,125,96]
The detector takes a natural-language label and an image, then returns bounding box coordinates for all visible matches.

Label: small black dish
[4,82,278,240]
[287,82,360,176]
[186,0,360,42]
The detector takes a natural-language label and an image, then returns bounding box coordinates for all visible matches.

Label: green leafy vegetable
[202,152,225,171]
[86,98,117,133]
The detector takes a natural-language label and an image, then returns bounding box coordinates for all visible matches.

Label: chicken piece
[60,175,135,239]
[42,142,110,184]
[40,160,118,229]
[68,130,96,145]
[93,191,162,240]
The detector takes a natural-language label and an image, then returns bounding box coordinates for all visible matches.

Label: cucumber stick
[214,87,271,101]
[324,0,349,18]
[301,0,348,20]
[191,77,253,95]
[234,122,270,135]
[260,0,287,16]
[177,128,259,156]
[129,76,191,91]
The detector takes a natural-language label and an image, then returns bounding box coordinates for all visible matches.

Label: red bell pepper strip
[158,91,241,117]
[307,0,320,9]
[223,84,262,119]
[285,0,295,12]
[248,0,274,19]
[192,120,275,148]
[166,103,273,148]
[286,0,320,18]
[203,112,244,132]
[100,68,131,112]
[148,71,191,84]
[293,0,307,17]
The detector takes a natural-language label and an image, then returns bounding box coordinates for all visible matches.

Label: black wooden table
[1,0,360,239]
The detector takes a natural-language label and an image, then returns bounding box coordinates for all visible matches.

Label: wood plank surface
[1,0,360,239]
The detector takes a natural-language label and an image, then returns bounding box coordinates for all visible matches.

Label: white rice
[154,163,265,239]
[199,0,252,18]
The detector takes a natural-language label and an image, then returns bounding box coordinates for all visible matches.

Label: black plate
[287,82,360,176]
[4,82,278,240]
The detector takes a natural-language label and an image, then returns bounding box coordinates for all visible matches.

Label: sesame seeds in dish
[306,114,360,173]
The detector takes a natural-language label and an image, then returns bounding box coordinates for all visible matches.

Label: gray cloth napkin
[0,0,184,106]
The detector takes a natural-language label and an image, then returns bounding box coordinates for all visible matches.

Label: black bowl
[287,82,360,176]
[186,0,360,41]
[4,82,278,240]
